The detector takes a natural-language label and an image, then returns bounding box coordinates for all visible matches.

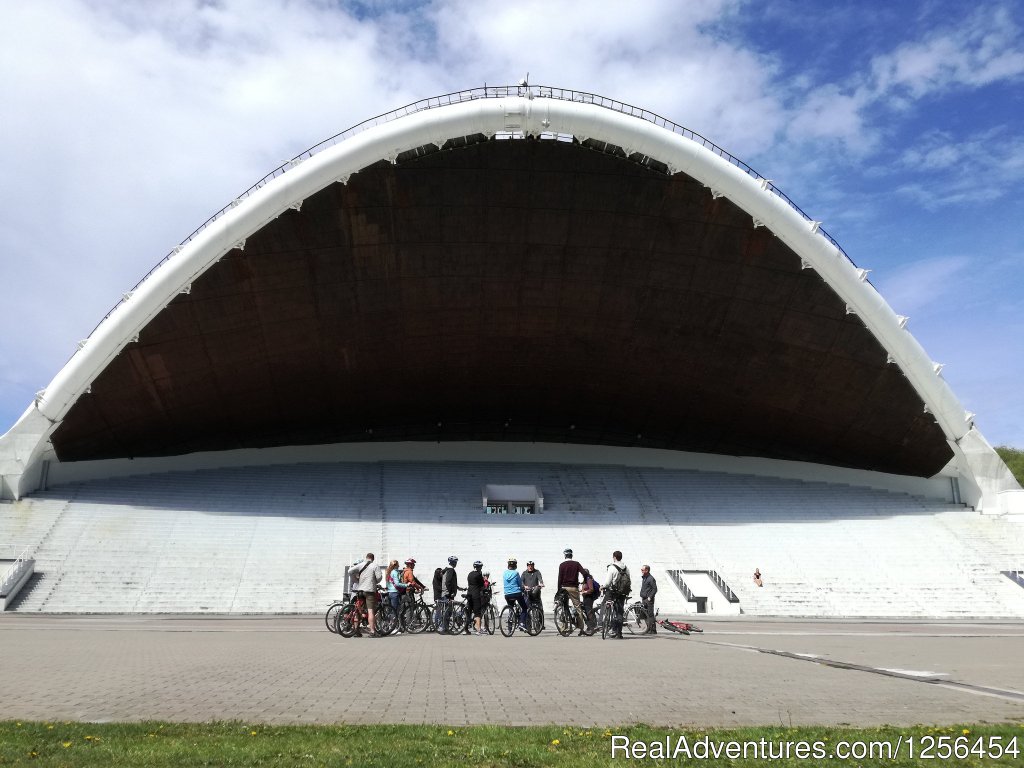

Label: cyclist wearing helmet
[503,557,529,630]
[436,556,463,634]
[441,555,461,600]
[557,547,588,636]
[521,560,545,625]
[467,560,486,635]
[401,558,424,614]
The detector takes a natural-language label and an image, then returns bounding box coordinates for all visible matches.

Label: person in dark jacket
[438,556,462,633]
[640,564,658,634]
[432,566,444,627]
[467,560,486,635]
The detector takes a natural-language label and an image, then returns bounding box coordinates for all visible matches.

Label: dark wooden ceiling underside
[52,137,952,476]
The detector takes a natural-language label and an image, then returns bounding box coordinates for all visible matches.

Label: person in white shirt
[604,550,630,639]
[348,553,383,636]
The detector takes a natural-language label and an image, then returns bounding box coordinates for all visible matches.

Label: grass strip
[1,721,1022,766]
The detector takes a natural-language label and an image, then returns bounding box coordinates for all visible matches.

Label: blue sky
[1,0,1022,448]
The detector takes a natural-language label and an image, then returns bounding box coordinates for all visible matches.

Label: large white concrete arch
[1,90,1018,507]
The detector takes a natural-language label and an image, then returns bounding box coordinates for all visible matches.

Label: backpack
[611,564,631,595]
[432,567,443,593]
[589,576,601,600]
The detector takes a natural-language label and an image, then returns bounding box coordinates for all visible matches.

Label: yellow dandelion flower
[85,735,94,741]
[62,742,72,748]
[46,725,54,730]
[16,722,22,727]
[551,739,560,746]
[962,729,970,735]
[250,731,258,736]
[447,730,454,736]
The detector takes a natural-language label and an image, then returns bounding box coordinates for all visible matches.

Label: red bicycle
[657,619,703,635]
[335,588,394,637]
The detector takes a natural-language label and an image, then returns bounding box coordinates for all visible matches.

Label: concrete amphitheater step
[3,461,1022,616]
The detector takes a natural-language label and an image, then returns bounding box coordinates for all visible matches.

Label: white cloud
[784,84,874,151]
[894,127,1024,207]
[427,0,785,157]
[869,5,1024,98]
[777,4,1024,160]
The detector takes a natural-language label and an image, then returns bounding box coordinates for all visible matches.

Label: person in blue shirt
[385,559,404,633]
[503,556,530,629]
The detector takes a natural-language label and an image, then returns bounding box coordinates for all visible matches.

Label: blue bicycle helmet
[448,555,459,565]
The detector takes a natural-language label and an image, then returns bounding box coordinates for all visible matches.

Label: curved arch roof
[5,86,982,497]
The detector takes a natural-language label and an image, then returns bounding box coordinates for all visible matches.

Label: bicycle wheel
[553,603,573,636]
[336,603,357,637]
[402,604,428,634]
[499,605,516,637]
[450,603,469,634]
[526,604,544,636]
[600,602,612,640]
[484,604,497,635]
[623,603,648,634]
[376,603,398,636]
[325,602,344,633]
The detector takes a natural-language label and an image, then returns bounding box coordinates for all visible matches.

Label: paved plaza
[1,615,1022,727]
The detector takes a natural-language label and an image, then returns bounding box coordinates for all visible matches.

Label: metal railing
[0,545,33,599]
[708,569,740,603]
[667,568,740,604]
[666,569,696,602]
[79,84,856,355]
[1002,571,1024,590]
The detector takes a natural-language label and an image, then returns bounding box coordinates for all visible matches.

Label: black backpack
[611,564,631,595]
[432,567,443,593]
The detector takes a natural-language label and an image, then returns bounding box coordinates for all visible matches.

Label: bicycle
[527,588,546,631]
[481,587,497,635]
[599,591,638,639]
[658,619,703,635]
[335,589,393,637]
[622,599,651,634]
[436,588,469,635]
[400,590,435,634]
[499,597,543,637]
[325,600,345,633]
[553,589,589,636]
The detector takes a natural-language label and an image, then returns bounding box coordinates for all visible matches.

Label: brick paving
[1,615,1022,726]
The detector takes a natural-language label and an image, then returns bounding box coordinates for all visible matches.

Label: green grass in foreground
[1,721,1023,767]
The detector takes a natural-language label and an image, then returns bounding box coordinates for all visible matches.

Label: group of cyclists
[335,547,647,639]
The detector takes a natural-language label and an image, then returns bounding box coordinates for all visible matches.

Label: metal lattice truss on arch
[0,86,1018,509]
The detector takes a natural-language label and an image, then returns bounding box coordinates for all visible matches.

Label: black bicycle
[400,591,435,634]
[599,591,646,638]
[436,588,469,634]
[499,598,543,637]
[481,587,498,635]
[553,589,590,636]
